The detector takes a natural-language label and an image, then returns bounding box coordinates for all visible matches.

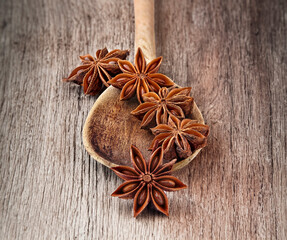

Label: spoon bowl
[83,86,205,171]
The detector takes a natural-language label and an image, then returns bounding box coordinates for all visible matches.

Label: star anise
[108,48,174,103]
[150,115,209,160]
[111,145,187,217]
[63,47,129,95]
[131,87,194,128]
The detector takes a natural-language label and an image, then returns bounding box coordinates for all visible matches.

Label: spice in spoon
[150,115,209,159]
[108,47,174,103]
[111,145,186,217]
[131,87,194,128]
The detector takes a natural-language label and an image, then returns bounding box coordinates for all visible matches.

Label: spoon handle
[134,0,156,62]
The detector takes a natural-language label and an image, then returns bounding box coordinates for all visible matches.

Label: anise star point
[108,48,174,103]
[111,145,187,217]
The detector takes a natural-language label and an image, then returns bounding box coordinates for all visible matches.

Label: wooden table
[1,0,286,239]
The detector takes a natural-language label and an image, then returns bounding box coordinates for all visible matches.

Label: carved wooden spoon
[83,0,205,171]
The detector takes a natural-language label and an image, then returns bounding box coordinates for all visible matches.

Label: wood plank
[0,0,286,239]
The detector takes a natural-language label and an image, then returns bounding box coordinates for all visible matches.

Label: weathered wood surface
[0,0,286,239]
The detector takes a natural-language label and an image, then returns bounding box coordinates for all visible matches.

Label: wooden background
[0,0,286,239]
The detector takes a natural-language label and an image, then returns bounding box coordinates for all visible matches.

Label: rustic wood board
[0,0,286,239]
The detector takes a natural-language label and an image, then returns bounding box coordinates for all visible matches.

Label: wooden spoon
[83,0,205,171]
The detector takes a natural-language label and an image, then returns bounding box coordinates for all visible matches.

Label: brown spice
[150,115,209,159]
[108,48,174,103]
[63,47,129,95]
[131,87,194,128]
[111,145,187,217]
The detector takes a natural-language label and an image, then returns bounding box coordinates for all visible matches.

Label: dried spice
[108,48,174,103]
[63,48,129,95]
[131,87,194,128]
[150,115,209,160]
[111,145,187,217]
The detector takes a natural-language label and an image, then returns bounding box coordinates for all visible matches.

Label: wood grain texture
[0,0,286,239]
